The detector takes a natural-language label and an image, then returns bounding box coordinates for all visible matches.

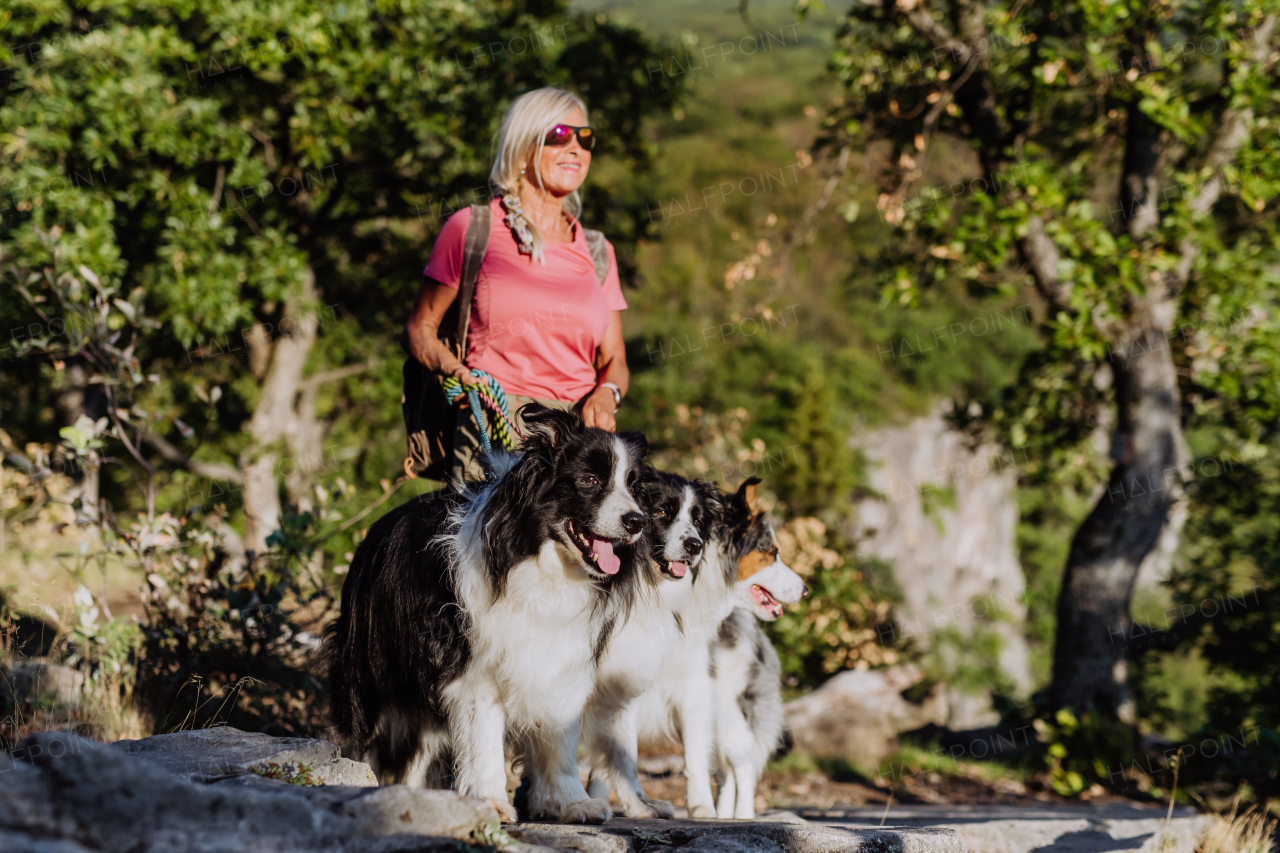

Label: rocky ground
[636,756,1106,814]
[0,727,1209,853]
[0,727,964,853]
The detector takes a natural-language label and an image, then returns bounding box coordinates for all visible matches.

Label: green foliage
[830,0,1280,461]
[1151,433,1280,800]
[63,586,143,679]
[0,0,679,555]
[252,761,319,786]
[1031,707,1140,797]
[134,512,336,735]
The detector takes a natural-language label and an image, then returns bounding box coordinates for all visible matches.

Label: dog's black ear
[722,476,763,526]
[634,465,663,510]
[697,478,727,525]
[617,430,648,460]
[520,404,583,450]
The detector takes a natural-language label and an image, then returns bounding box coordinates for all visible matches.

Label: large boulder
[784,664,948,768]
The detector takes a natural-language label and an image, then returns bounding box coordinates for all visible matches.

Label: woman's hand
[582,385,618,431]
[451,366,483,388]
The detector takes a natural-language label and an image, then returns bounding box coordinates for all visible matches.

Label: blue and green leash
[441,369,522,453]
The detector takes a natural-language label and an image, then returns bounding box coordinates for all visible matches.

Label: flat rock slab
[2,731,499,853]
[516,817,966,853]
[806,804,1208,853]
[110,726,377,786]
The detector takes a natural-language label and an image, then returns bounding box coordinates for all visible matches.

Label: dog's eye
[582,474,599,487]
[655,509,667,518]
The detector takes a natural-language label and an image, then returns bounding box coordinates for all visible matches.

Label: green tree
[1160,433,1280,800]
[825,0,1280,719]
[1,0,677,552]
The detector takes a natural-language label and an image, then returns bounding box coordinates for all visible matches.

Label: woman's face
[528,107,591,198]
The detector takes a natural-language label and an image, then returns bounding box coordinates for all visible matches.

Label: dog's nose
[684,537,703,556]
[802,584,810,597]
[621,512,645,535]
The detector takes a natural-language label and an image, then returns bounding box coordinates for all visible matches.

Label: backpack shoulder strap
[582,228,610,285]
[456,203,493,357]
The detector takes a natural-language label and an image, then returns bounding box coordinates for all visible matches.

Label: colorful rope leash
[441,369,522,453]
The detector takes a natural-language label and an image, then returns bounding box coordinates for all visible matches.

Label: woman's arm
[402,276,473,382]
[583,311,629,431]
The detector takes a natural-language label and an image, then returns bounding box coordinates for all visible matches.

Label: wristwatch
[600,382,622,410]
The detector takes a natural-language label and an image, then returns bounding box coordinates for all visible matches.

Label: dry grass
[1199,800,1278,853]
[1,659,149,748]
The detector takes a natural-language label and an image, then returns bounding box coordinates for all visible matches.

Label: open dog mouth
[566,519,622,575]
[661,559,689,579]
[751,583,783,618]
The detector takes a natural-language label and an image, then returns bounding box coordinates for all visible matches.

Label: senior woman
[404,87,630,482]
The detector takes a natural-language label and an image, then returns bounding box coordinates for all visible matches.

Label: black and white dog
[597,477,805,818]
[324,405,652,823]
[580,469,722,817]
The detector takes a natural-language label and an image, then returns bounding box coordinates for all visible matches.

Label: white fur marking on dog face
[733,556,805,621]
[592,436,642,541]
[663,485,702,564]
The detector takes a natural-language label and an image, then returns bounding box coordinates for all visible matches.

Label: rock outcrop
[783,664,948,767]
[848,411,1034,726]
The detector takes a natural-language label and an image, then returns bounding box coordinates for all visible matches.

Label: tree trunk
[1050,325,1188,721]
[239,270,320,555]
[54,359,107,521]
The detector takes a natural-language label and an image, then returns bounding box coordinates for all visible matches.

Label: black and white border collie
[581,469,722,817]
[623,477,806,818]
[324,405,652,823]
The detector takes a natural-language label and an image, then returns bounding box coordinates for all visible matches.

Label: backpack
[403,204,611,480]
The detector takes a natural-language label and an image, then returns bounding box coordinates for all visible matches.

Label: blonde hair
[490,87,589,264]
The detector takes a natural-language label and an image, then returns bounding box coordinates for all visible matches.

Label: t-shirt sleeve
[601,241,628,311]
[421,206,474,290]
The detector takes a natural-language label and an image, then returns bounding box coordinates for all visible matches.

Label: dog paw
[487,797,519,823]
[617,797,673,819]
[645,799,676,820]
[688,803,717,819]
[559,798,613,824]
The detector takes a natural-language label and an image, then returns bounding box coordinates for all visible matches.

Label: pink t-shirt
[423,198,627,402]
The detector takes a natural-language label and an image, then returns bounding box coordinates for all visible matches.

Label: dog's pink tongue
[670,561,688,578]
[591,539,621,575]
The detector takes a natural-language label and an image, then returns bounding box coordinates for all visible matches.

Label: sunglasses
[543,124,596,151]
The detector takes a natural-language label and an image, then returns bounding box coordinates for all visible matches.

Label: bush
[765,518,898,691]
[133,511,336,735]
